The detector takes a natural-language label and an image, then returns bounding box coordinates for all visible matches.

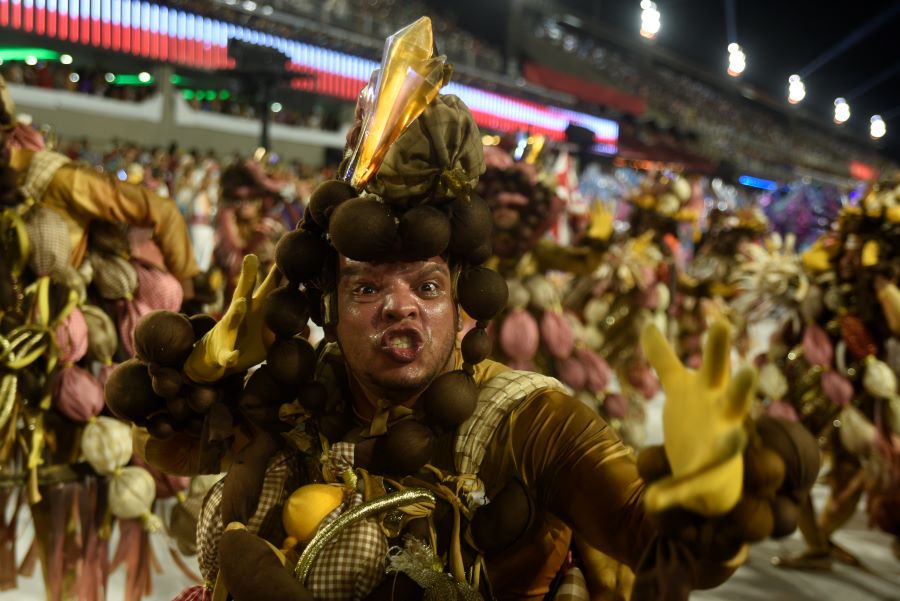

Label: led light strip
[1,0,617,144]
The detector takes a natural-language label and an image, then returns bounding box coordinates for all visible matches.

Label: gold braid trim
[293,487,437,585]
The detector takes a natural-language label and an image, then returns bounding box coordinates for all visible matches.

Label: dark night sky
[428,0,900,162]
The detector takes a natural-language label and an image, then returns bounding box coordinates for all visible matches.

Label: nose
[381,284,419,322]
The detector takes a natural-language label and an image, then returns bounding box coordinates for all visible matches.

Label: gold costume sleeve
[47,164,200,280]
[480,389,736,594]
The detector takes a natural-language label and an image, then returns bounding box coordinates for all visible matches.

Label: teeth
[390,336,413,349]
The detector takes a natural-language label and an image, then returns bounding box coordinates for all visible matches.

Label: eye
[419,281,440,295]
[353,284,378,296]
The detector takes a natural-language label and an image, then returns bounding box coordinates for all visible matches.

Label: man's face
[335,255,458,402]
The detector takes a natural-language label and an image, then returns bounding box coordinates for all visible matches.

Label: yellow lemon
[282,484,345,544]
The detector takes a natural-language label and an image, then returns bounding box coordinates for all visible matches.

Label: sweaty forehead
[337,256,450,282]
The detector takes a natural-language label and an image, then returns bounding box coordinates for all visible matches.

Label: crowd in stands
[2,60,348,131]
[0,62,158,101]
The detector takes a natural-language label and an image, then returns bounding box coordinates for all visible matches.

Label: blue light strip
[738,175,778,191]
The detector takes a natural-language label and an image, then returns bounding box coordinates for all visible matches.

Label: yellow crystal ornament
[342,17,450,190]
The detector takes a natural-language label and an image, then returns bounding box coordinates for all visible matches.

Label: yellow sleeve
[48,164,200,280]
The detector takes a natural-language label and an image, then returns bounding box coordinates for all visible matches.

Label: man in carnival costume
[108,19,820,601]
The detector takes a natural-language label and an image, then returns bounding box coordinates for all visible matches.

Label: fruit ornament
[0,76,198,600]
[750,187,900,569]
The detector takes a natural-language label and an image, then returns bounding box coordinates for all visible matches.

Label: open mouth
[379,328,424,363]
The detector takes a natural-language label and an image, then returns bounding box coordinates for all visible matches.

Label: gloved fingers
[220,297,249,338]
[641,322,682,388]
[215,348,240,368]
[724,366,756,420]
[252,262,282,302]
[699,319,731,388]
[233,254,260,301]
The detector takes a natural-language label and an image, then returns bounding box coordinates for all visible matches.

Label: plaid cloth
[454,370,565,475]
[20,149,70,202]
[305,492,388,600]
[553,567,590,601]
[23,203,71,276]
[81,415,133,475]
[196,451,299,584]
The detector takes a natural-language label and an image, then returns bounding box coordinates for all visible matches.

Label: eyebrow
[338,263,449,281]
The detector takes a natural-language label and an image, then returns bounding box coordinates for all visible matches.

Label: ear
[455,303,464,333]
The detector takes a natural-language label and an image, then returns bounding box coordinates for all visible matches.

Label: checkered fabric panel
[196,451,297,584]
[553,567,590,601]
[21,150,70,201]
[305,492,388,601]
[454,370,565,475]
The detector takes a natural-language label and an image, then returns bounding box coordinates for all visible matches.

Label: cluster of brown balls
[274,177,508,477]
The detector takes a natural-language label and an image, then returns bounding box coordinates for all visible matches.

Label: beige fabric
[196,451,300,584]
[305,492,388,600]
[553,566,590,601]
[366,94,485,207]
[20,150,71,202]
[455,369,566,476]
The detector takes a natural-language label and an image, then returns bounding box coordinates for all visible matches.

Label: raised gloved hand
[639,319,755,516]
[184,254,280,383]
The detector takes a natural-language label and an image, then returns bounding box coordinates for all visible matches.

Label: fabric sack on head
[81,304,119,364]
[364,94,485,207]
[90,253,138,300]
[23,204,71,277]
[55,365,105,422]
[54,306,89,364]
[117,261,184,357]
[128,227,167,271]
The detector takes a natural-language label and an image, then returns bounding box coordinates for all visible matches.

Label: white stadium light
[640,0,660,40]
[788,74,806,104]
[727,43,745,77]
[870,114,886,139]
[833,98,850,124]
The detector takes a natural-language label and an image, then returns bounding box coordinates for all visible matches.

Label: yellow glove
[184,255,280,383]
[640,319,756,515]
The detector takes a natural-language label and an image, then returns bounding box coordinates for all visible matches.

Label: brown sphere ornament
[239,366,283,412]
[104,358,164,425]
[263,286,310,339]
[266,336,317,385]
[189,314,218,340]
[448,195,492,255]
[421,369,478,430]
[461,327,492,365]
[308,179,357,228]
[770,495,799,538]
[457,267,509,321]
[297,381,328,414]
[275,229,331,284]
[166,396,194,423]
[377,420,435,476]
[133,311,195,366]
[328,196,398,262]
[147,412,177,440]
[187,385,220,414]
[397,205,451,261]
[726,496,774,542]
[150,366,183,399]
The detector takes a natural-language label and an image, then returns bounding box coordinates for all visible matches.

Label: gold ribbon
[439,166,474,201]
[366,399,413,437]
[293,487,437,585]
